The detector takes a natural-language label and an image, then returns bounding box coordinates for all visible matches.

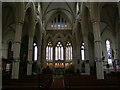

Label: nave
[2,71,120,90]
[2,1,120,90]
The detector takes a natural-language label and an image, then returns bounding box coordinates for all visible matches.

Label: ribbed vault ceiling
[41,2,76,25]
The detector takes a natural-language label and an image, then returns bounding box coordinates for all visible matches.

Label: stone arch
[80,3,90,35]
[34,22,42,45]
[47,10,72,25]
[102,27,115,47]
[53,39,65,48]
[45,39,53,48]
[2,2,16,36]
[100,2,118,34]
[6,39,14,60]
[45,33,53,40]
[100,3,118,61]
[65,34,73,40]
[53,33,65,47]
[101,26,116,63]
[7,39,14,51]
[75,22,82,46]
[46,10,72,29]
[25,2,36,15]
[7,40,13,60]
[45,33,53,47]
[65,34,73,46]
[7,39,14,45]
[25,3,36,37]
[21,5,35,58]
[53,33,65,40]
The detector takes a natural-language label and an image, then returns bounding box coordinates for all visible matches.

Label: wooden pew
[64,74,120,89]
[2,74,53,90]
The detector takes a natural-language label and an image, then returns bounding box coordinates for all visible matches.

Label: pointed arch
[45,33,53,41]
[46,10,72,30]
[46,41,53,61]
[34,22,42,45]
[53,33,65,47]
[54,33,65,40]
[65,34,73,45]
[25,2,36,37]
[55,41,64,61]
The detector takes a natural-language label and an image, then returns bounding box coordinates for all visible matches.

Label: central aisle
[50,75,65,89]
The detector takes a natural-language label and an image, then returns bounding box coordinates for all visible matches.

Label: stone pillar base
[85,60,90,75]
[27,61,33,75]
[11,61,20,79]
[96,61,104,79]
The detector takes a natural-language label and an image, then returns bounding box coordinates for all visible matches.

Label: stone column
[37,45,41,62]
[37,33,42,69]
[81,4,90,75]
[76,45,82,72]
[11,21,23,79]
[43,47,46,68]
[92,20,104,79]
[90,3,104,79]
[41,39,46,68]
[41,44,43,68]
[117,2,120,66]
[72,45,78,72]
[53,47,55,68]
[37,44,41,72]
[78,48,82,72]
[27,36,33,75]
[118,20,120,66]
[0,2,2,89]
[83,36,90,75]
[11,2,24,79]
[2,42,8,59]
[118,2,120,17]
[64,47,66,67]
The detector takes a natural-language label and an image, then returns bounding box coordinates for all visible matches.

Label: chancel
[2,1,120,90]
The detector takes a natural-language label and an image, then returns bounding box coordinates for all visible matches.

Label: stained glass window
[50,14,69,29]
[34,43,38,61]
[81,43,84,60]
[106,40,112,64]
[46,42,53,61]
[55,42,64,60]
[66,42,72,60]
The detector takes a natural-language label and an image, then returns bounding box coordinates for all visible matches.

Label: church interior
[2,1,120,89]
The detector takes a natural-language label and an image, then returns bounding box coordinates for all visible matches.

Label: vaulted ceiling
[41,2,76,26]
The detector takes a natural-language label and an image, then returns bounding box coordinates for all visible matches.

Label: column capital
[13,58,20,62]
[16,20,24,25]
[85,60,89,63]
[37,61,41,64]
[14,41,21,44]
[79,18,82,23]
[37,43,42,46]
[91,19,100,24]
[29,36,34,39]
[83,34,88,38]
[95,57,103,62]
[94,40,102,43]
[28,49,33,51]
[27,60,33,64]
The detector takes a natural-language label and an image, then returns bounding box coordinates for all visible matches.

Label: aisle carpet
[50,77,65,89]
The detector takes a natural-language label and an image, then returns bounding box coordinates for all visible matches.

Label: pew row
[2,74,53,90]
[64,74,120,89]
